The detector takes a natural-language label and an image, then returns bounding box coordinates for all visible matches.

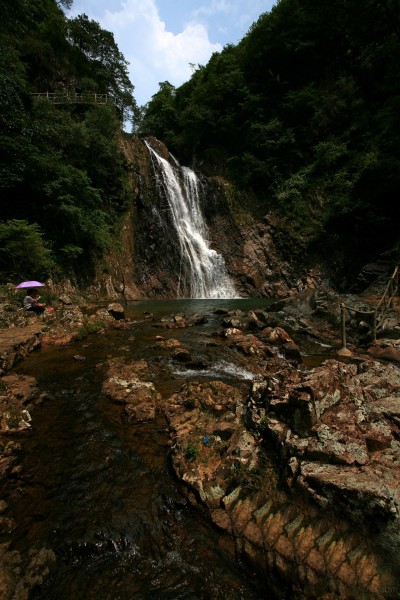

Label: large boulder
[0,324,43,375]
[161,381,246,507]
[160,354,400,598]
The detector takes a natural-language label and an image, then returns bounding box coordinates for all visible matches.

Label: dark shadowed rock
[107,302,125,320]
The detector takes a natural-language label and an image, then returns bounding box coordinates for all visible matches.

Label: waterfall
[146,142,239,299]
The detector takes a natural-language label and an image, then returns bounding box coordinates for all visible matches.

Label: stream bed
[2,299,332,599]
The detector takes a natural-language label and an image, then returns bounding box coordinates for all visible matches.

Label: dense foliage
[0,0,136,282]
[140,0,400,277]
[2,0,399,287]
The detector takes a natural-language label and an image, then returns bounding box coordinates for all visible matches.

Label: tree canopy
[140,0,400,278]
[0,0,136,282]
[2,0,400,286]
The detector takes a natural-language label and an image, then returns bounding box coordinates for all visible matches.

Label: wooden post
[372,309,377,343]
[389,279,394,308]
[337,302,352,356]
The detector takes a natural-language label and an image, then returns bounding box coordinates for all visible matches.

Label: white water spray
[146,142,239,299]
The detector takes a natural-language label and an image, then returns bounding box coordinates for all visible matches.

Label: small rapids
[172,359,256,381]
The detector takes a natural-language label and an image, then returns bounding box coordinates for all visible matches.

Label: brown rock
[273,534,295,560]
[299,462,399,520]
[368,345,400,363]
[242,520,264,548]
[230,333,269,358]
[292,525,316,562]
[306,548,326,574]
[173,315,187,327]
[102,358,158,422]
[210,509,232,533]
[171,348,191,362]
[231,498,253,534]
[262,512,286,547]
[0,324,42,374]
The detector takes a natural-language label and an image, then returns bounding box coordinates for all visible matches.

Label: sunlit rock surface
[160,349,400,598]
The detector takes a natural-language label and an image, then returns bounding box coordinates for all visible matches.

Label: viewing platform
[31,92,116,105]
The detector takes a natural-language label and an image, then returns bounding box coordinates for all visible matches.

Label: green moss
[74,318,104,341]
[185,442,199,463]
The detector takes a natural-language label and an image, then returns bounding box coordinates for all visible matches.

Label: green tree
[140,0,400,275]
[67,13,137,122]
[0,220,56,282]
[0,0,136,280]
[140,81,177,142]
[43,165,111,260]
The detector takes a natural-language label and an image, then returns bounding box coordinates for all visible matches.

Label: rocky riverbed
[0,288,400,599]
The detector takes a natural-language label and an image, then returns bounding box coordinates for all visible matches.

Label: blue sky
[68,0,276,106]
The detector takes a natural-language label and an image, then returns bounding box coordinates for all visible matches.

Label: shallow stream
[2,299,333,599]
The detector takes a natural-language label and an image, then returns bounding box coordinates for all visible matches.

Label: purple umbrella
[15,280,45,289]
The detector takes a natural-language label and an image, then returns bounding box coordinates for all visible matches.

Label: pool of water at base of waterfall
[3,299,328,599]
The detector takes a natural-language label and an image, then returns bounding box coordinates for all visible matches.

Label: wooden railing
[372,265,399,341]
[31,92,116,105]
[338,266,399,354]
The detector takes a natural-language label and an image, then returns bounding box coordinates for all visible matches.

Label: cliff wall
[80,135,328,301]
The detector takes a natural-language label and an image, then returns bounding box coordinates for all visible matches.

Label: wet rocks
[0,324,43,375]
[159,349,400,598]
[0,543,56,600]
[102,358,160,422]
[368,339,400,364]
[161,381,246,508]
[107,302,125,320]
[259,326,302,362]
[154,337,182,350]
[0,374,46,434]
[171,348,192,362]
[229,332,272,359]
[0,372,55,599]
[158,313,208,329]
[218,310,303,364]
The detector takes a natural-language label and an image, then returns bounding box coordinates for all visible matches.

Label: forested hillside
[140,0,400,281]
[2,0,400,289]
[0,0,136,282]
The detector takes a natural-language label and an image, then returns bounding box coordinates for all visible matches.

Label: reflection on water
[2,299,286,600]
[126,298,274,320]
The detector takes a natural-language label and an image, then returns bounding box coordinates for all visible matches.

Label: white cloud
[100,0,222,105]
[192,0,235,18]
[191,0,269,41]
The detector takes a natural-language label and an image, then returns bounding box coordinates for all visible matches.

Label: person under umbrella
[23,288,46,313]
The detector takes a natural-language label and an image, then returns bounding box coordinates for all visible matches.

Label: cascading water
[146,141,239,299]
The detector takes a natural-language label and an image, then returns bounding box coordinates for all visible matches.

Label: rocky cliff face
[85,135,328,301]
